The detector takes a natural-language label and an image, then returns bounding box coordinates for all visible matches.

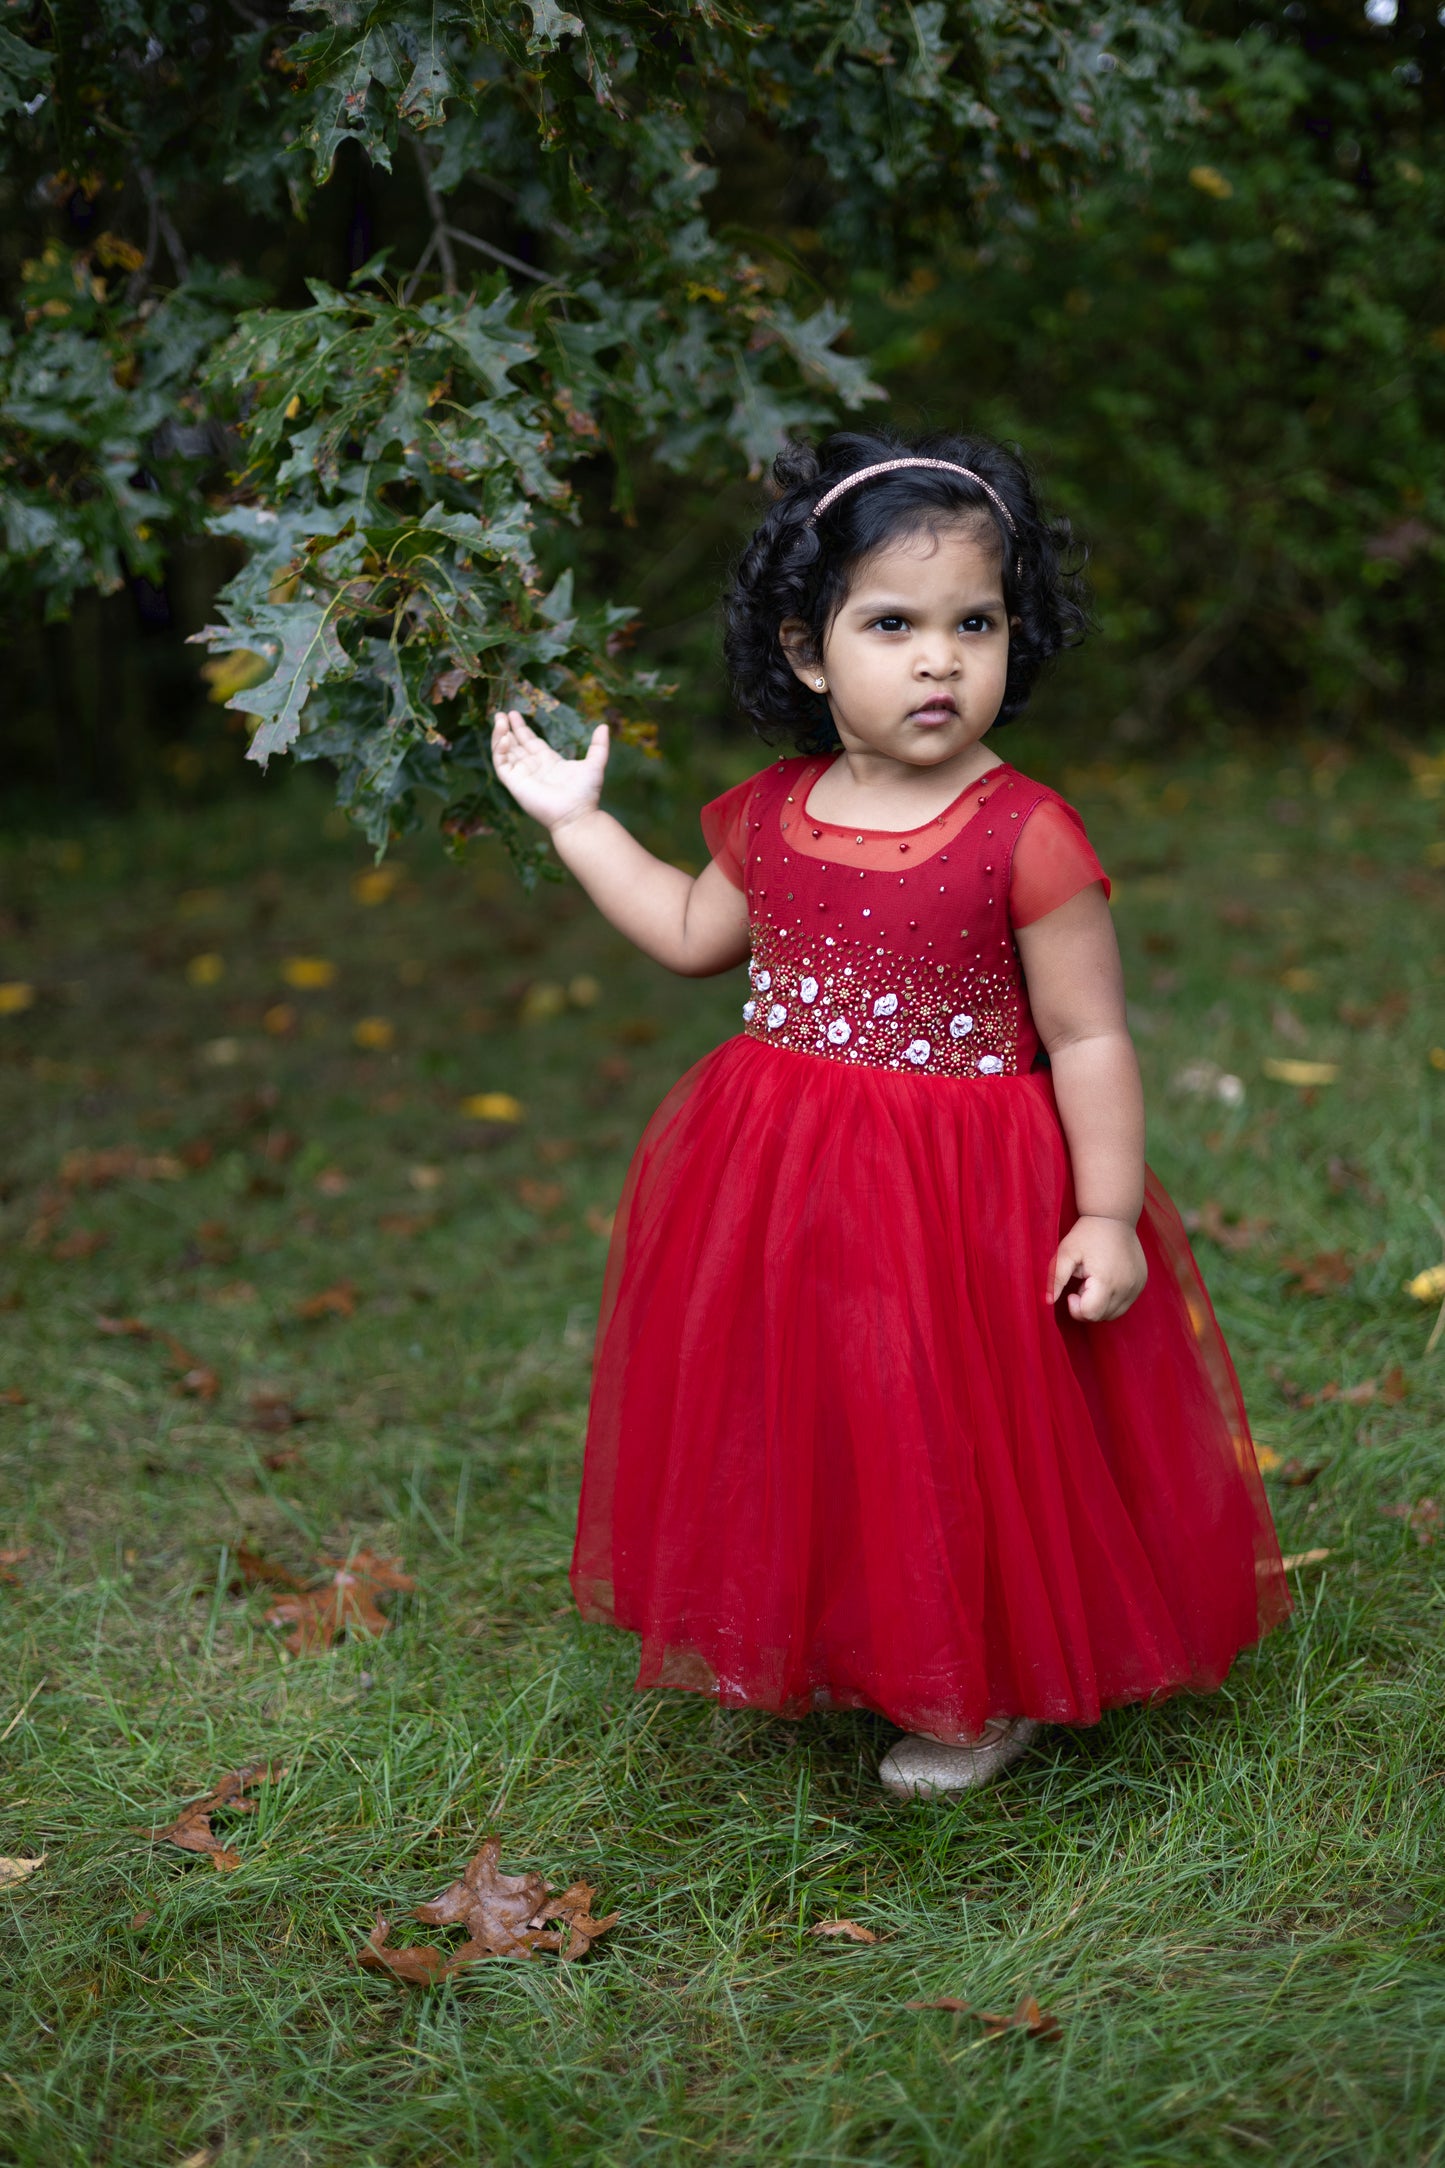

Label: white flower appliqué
[872,992,899,1018]
[978,1054,1005,1075]
[752,967,772,992]
[826,1018,851,1046]
[742,999,757,1023]
[767,1003,787,1030]
[799,976,819,1004]
[905,1039,931,1066]
[949,1012,974,1039]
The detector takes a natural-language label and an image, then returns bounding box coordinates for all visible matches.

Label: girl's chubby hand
[1049,1215,1148,1323]
[492,708,608,834]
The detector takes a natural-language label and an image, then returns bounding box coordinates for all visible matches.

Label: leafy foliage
[0,1,1186,857]
[866,23,1445,737]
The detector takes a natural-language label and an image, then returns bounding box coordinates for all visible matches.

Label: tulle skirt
[572,1036,1290,1743]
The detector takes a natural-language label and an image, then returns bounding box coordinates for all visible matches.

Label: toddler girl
[492,430,1289,1799]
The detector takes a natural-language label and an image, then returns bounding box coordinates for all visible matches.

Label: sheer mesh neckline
[779,756,1021,872]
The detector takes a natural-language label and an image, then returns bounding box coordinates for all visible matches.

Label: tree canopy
[1,1,1188,865]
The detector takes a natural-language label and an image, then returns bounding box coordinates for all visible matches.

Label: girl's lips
[908,700,958,722]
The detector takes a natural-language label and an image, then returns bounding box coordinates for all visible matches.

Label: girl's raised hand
[491,709,609,833]
[1049,1215,1148,1324]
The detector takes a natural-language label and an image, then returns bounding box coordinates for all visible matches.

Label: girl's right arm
[491,709,751,979]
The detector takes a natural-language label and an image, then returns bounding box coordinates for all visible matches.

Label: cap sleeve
[699,775,758,891]
[1010,797,1111,928]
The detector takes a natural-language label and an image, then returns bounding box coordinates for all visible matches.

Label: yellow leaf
[352,867,400,906]
[519,980,567,1024]
[408,1165,443,1191]
[186,953,225,988]
[1277,967,1319,993]
[263,1004,296,1037]
[353,1017,395,1052]
[284,393,302,419]
[200,649,271,705]
[0,982,36,1016]
[1405,1263,1445,1303]
[0,1854,46,1888]
[460,1092,523,1123]
[1430,1048,1445,1072]
[281,957,336,990]
[1189,165,1234,200]
[1280,1549,1332,1571]
[1254,1445,1282,1473]
[568,974,601,1008]
[1262,1058,1339,1087]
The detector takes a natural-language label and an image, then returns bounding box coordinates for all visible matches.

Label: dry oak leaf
[906,1992,1062,2043]
[0,1854,46,1888]
[60,1145,184,1188]
[1182,1200,1272,1253]
[1380,1498,1441,1547]
[247,1391,311,1435]
[1281,1251,1355,1296]
[807,1919,879,1943]
[162,1335,220,1401]
[358,1839,620,1985]
[52,1228,108,1261]
[95,1314,152,1339]
[295,1281,356,1321]
[142,1759,283,1872]
[0,1545,32,1583]
[1280,1548,1332,1570]
[244,1548,414,1655]
[0,1390,29,1409]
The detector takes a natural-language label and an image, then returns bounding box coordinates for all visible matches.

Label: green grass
[1,738,1443,2168]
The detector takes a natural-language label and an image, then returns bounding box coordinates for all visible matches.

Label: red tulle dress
[571,754,1290,1742]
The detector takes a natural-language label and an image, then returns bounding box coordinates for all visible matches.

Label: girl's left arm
[1015,883,1148,1323]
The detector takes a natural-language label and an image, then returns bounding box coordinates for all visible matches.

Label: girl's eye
[871,615,908,633]
[960,614,995,634]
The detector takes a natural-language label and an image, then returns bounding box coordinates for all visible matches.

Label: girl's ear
[778,617,822,689]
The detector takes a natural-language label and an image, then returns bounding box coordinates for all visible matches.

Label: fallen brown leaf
[52,1229,109,1261]
[1325,1154,1382,1202]
[0,1544,31,1582]
[1280,1251,1354,1296]
[247,1391,311,1434]
[60,1146,184,1188]
[1379,1365,1410,1405]
[1277,1458,1325,1487]
[906,1992,1062,2043]
[0,1390,29,1409]
[1300,1378,1379,1409]
[516,1177,565,1216]
[0,1854,46,1887]
[584,1206,616,1240]
[1338,991,1409,1031]
[1380,1498,1440,1547]
[378,1212,436,1238]
[295,1281,356,1321]
[162,1336,220,1400]
[807,1919,879,1944]
[243,1547,414,1655]
[1182,1200,1272,1253]
[95,1314,152,1339]
[142,1760,283,1872]
[358,1838,620,1986]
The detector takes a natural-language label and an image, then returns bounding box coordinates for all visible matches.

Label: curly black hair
[722,428,1088,751]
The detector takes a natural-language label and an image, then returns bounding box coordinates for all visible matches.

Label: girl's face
[783,520,1012,772]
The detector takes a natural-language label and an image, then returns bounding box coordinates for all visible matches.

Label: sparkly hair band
[807,458,1019,542]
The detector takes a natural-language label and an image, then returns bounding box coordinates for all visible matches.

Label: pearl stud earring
[814,677,826,690]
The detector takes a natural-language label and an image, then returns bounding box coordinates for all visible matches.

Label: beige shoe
[878,1717,1041,1799]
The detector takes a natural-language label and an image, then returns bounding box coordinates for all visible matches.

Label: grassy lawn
[1,736,1443,2167]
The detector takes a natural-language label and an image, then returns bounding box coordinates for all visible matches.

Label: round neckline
[799,754,1011,837]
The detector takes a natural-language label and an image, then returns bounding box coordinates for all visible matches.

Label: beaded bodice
[730,757,1057,1081]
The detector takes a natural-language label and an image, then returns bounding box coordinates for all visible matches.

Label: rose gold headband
[807,457,1019,542]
